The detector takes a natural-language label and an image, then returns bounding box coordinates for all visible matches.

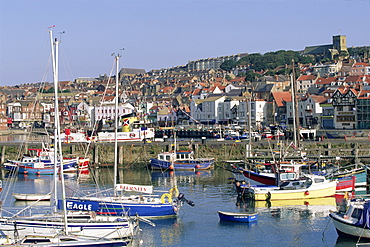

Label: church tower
[333,35,347,52]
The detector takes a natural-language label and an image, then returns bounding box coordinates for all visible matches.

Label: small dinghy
[12,193,51,201]
[218,211,258,223]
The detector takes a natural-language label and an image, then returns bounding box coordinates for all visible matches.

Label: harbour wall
[1,139,370,168]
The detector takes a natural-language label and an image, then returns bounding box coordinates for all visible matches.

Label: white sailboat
[0,27,139,246]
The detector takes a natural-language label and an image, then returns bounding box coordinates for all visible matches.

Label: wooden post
[70,145,75,155]
[93,145,99,164]
[23,143,28,155]
[118,145,124,167]
[194,143,199,158]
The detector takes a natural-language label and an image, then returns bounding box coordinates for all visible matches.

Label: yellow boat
[252,174,337,201]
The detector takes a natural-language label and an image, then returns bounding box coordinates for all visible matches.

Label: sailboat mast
[49,28,69,234]
[114,53,121,194]
[247,97,252,158]
[291,74,297,149]
[49,29,58,213]
[291,60,300,148]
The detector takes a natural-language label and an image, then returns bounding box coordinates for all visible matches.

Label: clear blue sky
[1,0,369,86]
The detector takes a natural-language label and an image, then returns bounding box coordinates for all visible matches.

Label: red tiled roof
[272,91,291,107]
[297,75,317,81]
[358,90,370,99]
[353,62,369,67]
[315,77,336,85]
[345,75,365,83]
[309,95,327,104]
[192,89,201,95]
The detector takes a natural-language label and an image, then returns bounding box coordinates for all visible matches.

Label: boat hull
[253,182,337,201]
[0,217,139,240]
[330,213,370,239]
[18,164,55,175]
[333,167,366,187]
[13,193,51,201]
[97,202,178,218]
[67,198,178,218]
[336,176,356,192]
[150,158,214,170]
[218,211,258,223]
[241,170,276,186]
[240,168,353,192]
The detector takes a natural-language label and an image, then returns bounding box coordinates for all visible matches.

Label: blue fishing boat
[150,150,214,170]
[218,211,258,223]
[4,156,77,175]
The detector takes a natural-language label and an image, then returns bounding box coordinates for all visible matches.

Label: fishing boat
[218,211,258,223]
[29,146,89,172]
[250,174,337,201]
[329,198,370,239]
[67,53,194,219]
[3,156,77,175]
[150,150,215,170]
[12,193,51,201]
[3,145,88,175]
[231,161,355,193]
[328,165,367,188]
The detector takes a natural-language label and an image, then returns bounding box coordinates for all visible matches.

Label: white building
[190,96,226,124]
[93,101,135,124]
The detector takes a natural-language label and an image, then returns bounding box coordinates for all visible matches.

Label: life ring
[256,164,264,170]
[169,187,179,197]
[129,133,135,138]
[161,193,172,204]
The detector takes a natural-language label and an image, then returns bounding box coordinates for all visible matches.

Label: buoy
[304,191,309,195]
[195,164,201,169]
[169,164,174,170]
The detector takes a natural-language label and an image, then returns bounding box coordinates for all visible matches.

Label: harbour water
[0,167,366,247]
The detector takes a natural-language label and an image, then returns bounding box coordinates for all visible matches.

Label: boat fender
[161,193,172,203]
[169,187,179,197]
[304,191,309,195]
[265,191,271,201]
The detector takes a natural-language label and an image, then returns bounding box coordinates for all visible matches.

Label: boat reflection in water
[151,170,213,186]
[139,217,181,246]
[236,196,338,219]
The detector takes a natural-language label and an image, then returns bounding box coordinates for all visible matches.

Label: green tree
[244,70,258,82]
[220,60,236,71]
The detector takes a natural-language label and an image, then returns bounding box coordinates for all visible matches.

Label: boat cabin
[342,199,369,222]
[158,151,194,162]
[279,175,327,190]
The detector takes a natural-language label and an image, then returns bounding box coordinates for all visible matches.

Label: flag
[48,25,56,28]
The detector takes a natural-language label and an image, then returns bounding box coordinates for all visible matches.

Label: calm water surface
[0,168,365,247]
